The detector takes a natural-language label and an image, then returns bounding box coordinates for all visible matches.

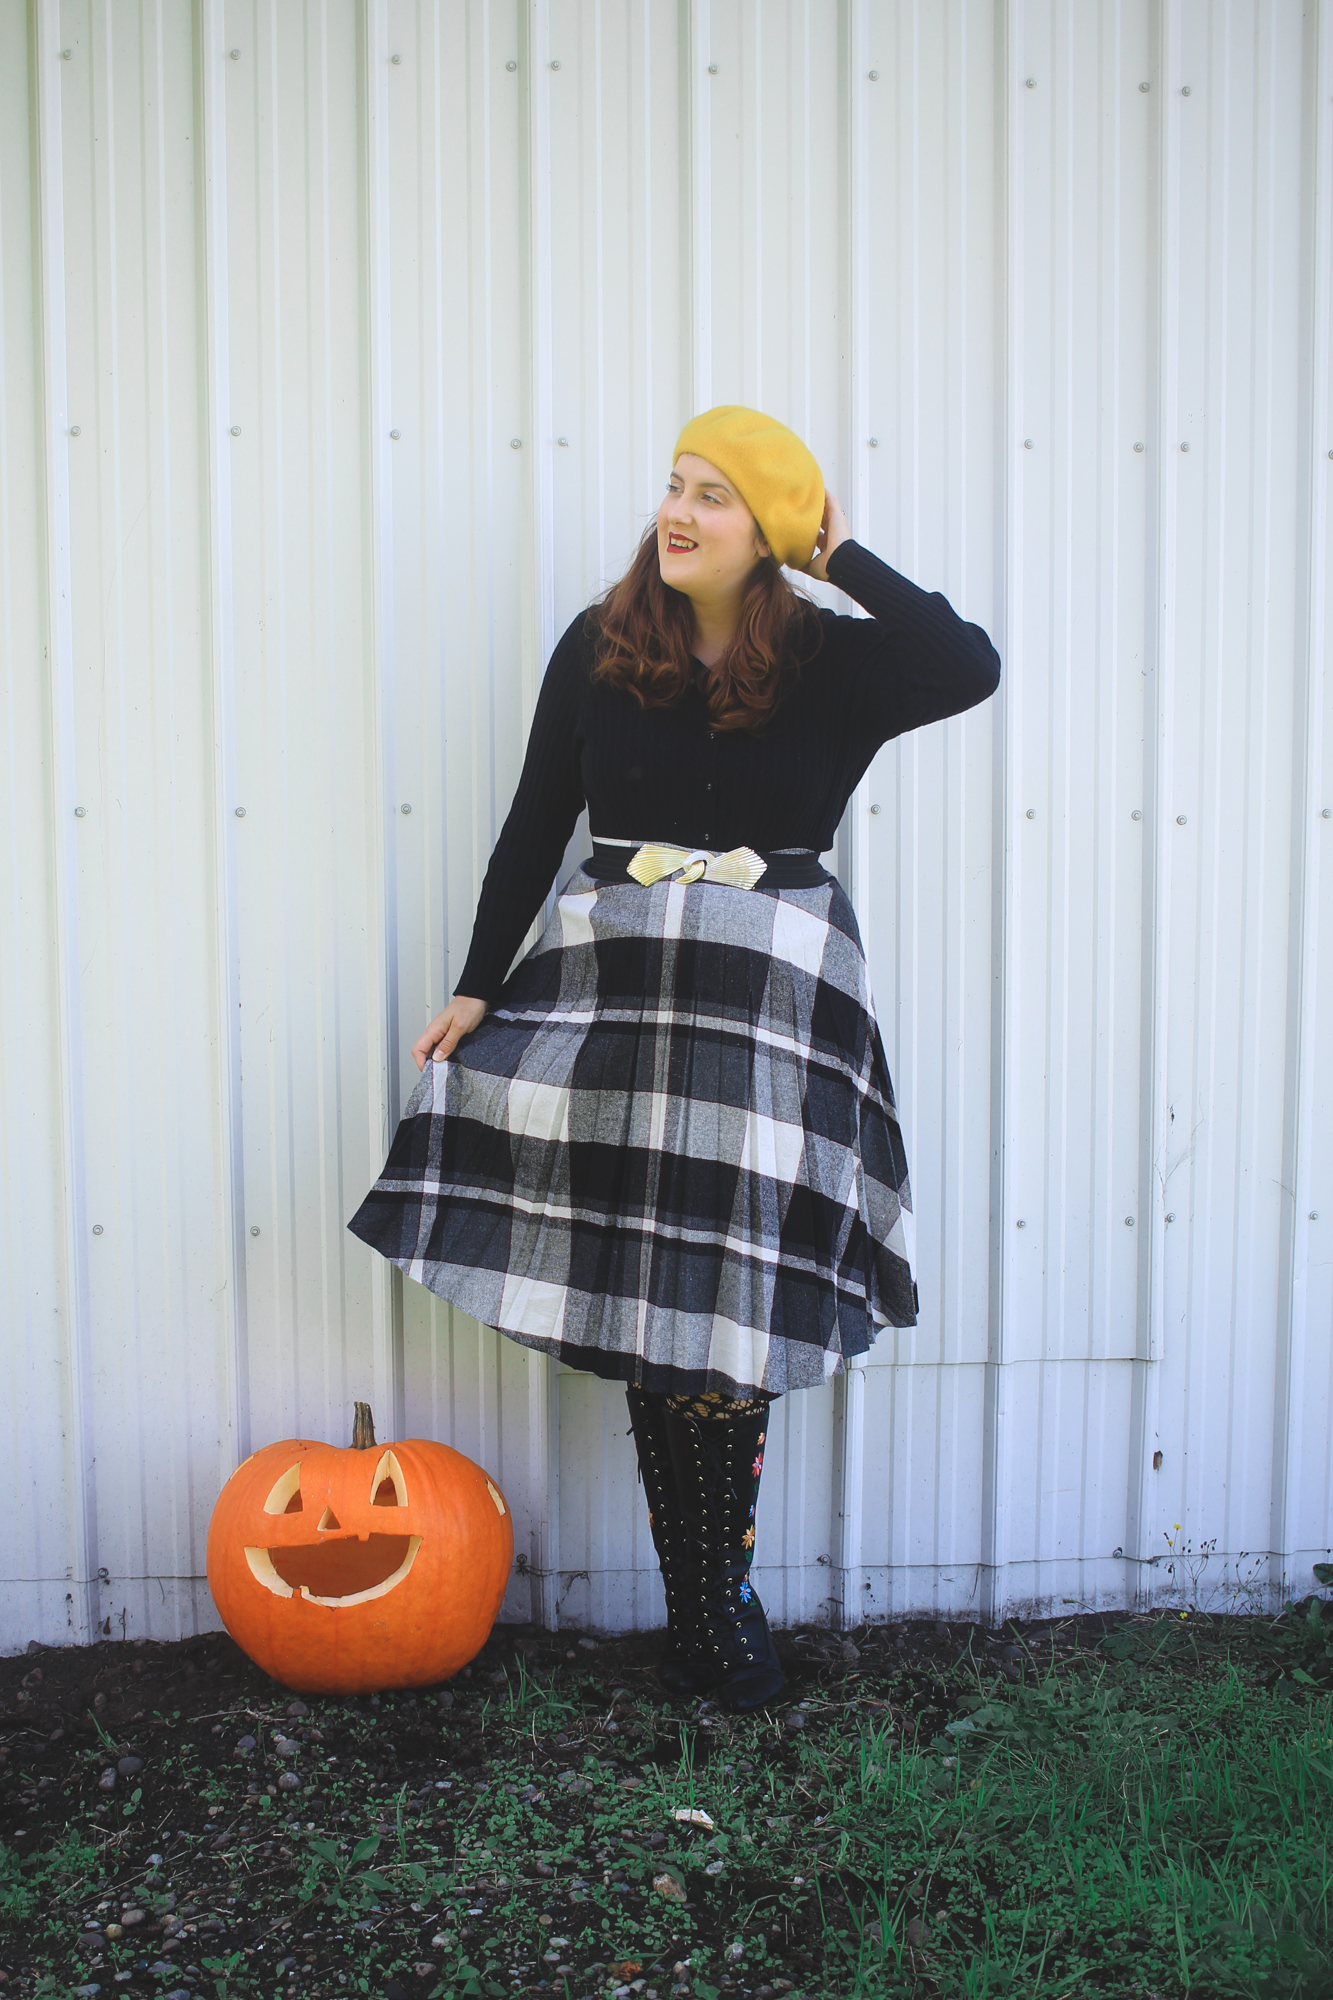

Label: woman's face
[657,453,771,597]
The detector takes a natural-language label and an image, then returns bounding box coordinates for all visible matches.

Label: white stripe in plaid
[348,867,917,1397]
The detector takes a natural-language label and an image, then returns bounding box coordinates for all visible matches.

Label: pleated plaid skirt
[347,863,917,1398]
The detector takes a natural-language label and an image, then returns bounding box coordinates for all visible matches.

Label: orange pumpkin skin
[206,1434,514,1695]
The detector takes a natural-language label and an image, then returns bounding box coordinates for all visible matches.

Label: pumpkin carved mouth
[244,1535,422,1609]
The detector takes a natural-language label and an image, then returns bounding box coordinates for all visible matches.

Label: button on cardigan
[455,537,1002,1003]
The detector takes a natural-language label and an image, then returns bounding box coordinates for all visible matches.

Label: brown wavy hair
[589,523,823,732]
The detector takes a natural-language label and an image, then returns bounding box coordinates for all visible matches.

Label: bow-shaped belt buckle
[626,842,768,890]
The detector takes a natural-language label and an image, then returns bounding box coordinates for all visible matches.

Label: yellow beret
[673,405,825,571]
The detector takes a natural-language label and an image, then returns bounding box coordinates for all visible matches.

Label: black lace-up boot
[661,1402,785,1712]
[625,1388,718,1696]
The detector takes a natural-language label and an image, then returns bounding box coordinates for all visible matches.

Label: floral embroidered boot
[661,1400,785,1712]
[625,1388,718,1696]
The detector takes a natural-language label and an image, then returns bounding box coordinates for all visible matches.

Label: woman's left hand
[804,491,851,581]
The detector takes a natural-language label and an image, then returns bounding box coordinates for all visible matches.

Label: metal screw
[1025,77,1036,89]
[1025,808,1035,820]
[556,436,569,446]
[1165,1212,1176,1223]
[1323,809,1332,819]
[74,806,87,818]
[92,1224,103,1236]
[868,70,879,81]
[506,60,517,71]
[869,803,881,816]
[1176,814,1187,825]
[400,803,412,815]
[550,59,561,70]
[1310,1212,1320,1222]
[1016,1219,1026,1229]
[1134,441,1144,452]
[1181,440,1190,452]
[1131,809,1143,820]
[61,48,72,59]
[391,53,401,64]
[250,1225,260,1236]
[235,806,246,818]
[510,438,522,449]
[1181,85,1191,96]
[708,63,718,74]
[1139,80,1151,92]
[868,437,879,447]
[229,49,240,60]
[230,425,241,436]
[389,429,400,440]
[69,424,81,436]
[1125,1216,1135,1227]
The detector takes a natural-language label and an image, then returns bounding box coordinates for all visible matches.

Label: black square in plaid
[348,867,917,1398]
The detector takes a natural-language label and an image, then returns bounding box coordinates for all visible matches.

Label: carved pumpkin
[206,1403,513,1694]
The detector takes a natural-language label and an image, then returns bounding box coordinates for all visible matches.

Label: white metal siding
[2,0,1329,1650]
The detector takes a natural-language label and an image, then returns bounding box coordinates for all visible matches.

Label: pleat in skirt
[347,865,917,1398]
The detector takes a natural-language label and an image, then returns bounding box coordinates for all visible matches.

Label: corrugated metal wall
[3,0,1330,1651]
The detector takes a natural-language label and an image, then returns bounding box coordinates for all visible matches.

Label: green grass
[3,1601,1333,1998]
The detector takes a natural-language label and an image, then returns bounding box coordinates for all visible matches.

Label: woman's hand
[412,995,489,1072]
[804,491,851,581]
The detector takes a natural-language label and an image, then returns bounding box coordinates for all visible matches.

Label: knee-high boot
[625,1388,718,1696]
[660,1402,785,1712]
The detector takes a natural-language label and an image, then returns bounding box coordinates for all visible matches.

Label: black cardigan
[455,538,1002,1002]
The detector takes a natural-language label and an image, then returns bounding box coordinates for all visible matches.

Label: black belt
[585,840,831,890]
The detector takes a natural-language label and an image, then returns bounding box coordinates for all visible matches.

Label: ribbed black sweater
[455,538,1002,1002]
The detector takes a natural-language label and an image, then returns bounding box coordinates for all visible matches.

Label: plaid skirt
[347,866,917,1398]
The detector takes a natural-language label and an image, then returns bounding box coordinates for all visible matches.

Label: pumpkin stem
[352,1401,377,1450]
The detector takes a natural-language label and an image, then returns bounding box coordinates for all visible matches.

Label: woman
[349,406,1001,1711]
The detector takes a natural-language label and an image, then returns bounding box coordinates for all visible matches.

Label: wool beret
[673,405,825,571]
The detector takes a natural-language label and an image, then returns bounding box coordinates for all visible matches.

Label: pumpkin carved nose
[317,1506,341,1532]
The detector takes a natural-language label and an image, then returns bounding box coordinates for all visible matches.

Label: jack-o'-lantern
[206,1403,513,1694]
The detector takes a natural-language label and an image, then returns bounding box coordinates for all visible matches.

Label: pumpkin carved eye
[263,1464,303,1515]
[370,1450,407,1507]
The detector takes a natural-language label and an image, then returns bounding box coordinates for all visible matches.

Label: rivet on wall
[391,53,402,64]
[868,437,878,448]
[1023,438,1033,449]
[228,49,240,61]
[1181,85,1192,96]
[250,1226,260,1237]
[1176,814,1187,826]
[235,807,246,819]
[1024,77,1036,89]
[69,425,81,436]
[1165,1213,1176,1224]
[1139,81,1151,92]
[869,804,881,816]
[550,60,561,71]
[230,425,241,436]
[389,429,400,440]
[1131,809,1143,821]
[74,806,87,818]
[1311,1212,1320,1223]
[1133,441,1145,452]
[400,804,412,815]
[60,48,72,59]
[92,1225,103,1236]
[1016,1219,1026,1229]
[868,70,879,81]
[510,438,522,449]
[506,61,517,72]
[708,63,718,74]
[556,437,569,447]
[1323,809,1332,819]
[1025,808,1036,820]
[1125,1216,1136,1227]
[1181,440,1190,452]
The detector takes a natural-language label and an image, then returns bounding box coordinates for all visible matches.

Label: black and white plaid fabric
[348,867,917,1398]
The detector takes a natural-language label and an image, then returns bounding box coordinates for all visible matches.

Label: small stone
[783,1712,805,1732]
[103,1923,124,1940]
[120,1908,146,1927]
[93,1692,108,1712]
[235,1735,256,1753]
[704,1858,725,1876]
[98,1768,117,1792]
[412,1967,434,1980]
[653,1873,687,1903]
[277,1771,300,1792]
[146,1964,175,1978]
[117,1756,143,1776]
[905,1917,929,1947]
[75,1988,101,1998]
[146,1853,164,1866]
[840,1640,861,1664]
[578,1636,598,1649]
[286,1700,309,1718]
[164,1990,192,2000]
[273,1736,299,1757]
[113,1975,133,1985]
